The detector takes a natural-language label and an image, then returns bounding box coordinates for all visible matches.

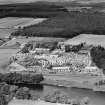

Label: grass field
[64,34,105,47]
[42,73,105,92]
[0,17,47,38]
[0,17,46,29]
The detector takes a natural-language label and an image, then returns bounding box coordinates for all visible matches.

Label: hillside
[11,11,105,38]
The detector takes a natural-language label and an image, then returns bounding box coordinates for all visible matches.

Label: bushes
[0,84,10,95]
[43,90,90,105]
[0,83,19,104]
[0,83,18,95]
[15,87,31,100]
[44,90,71,104]
[0,83,31,103]
[0,82,39,102]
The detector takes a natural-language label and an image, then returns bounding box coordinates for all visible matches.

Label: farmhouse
[30,48,50,54]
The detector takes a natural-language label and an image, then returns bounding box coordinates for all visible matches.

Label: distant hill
[0,2,68,18]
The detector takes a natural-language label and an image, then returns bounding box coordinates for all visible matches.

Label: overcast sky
[0,0,61,4]
[0,0,75,4]
[0,0,105,4]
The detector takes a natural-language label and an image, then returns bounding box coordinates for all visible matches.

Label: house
[30,48,50,54]
[52,66,72,73]
[85,66,103,75]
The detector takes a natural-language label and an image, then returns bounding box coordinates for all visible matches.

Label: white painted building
[30,48,50,54]
[85,66,103,75]
[34,48,50,53]
[52,66,72,73]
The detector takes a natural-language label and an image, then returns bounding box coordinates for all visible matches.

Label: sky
[0,0,59,4]
[0,0,74,4]
[1,0,105,4]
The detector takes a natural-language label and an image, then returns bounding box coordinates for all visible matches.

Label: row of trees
[0,73,44,84]
[65,43,84,52]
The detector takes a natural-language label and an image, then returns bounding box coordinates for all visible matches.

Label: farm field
[64,34,105,47]
[0,17,47,29]
[0,17,47,37]
[0,29,16,38]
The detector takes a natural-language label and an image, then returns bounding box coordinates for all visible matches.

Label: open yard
[42,73,105,92]
[0,48,19,73]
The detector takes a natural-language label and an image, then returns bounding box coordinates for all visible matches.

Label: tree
[90,46,105,74]
[15,87,31,100]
